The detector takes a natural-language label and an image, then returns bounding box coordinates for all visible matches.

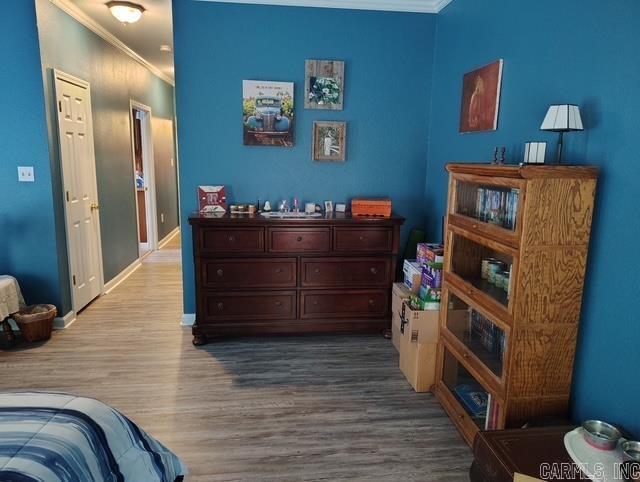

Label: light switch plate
[18,166,35,182]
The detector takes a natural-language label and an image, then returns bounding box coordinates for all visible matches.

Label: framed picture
[312,121,346,162]
[305,60,345,110]
[243,80,294,147]
[460,59,503,133]
[324,201,333,213]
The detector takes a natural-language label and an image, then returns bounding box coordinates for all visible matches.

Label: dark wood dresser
[188,212,404,344]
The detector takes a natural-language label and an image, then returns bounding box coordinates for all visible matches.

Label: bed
[0,392,187,481]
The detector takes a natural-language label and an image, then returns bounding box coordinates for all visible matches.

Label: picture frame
[305,60,345,110]
[312,121,346,162]
[459,59,503,133]
[243,80,294,147]
[324,201,333,213]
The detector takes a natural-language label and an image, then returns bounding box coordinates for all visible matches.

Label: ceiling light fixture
[107,1,145,24]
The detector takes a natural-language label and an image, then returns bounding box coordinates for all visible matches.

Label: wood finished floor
[1,234,472,481]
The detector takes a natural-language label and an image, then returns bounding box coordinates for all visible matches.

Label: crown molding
[194,0,453,14]
[47,0,175,86]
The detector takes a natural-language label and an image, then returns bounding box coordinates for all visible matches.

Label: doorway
[130,102,157,257]
[54,70,104,314]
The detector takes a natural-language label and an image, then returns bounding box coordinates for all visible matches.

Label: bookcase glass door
[444,291,508,381]
[454,179,521,232]
[449,232,514,309]
[442,347,502,430]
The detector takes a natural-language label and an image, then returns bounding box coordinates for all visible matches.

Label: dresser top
[189,212,405,226]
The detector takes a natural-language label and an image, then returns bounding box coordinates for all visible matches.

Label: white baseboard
[103,258,142,295]
[181,313,195,326]
[54,310,77,329]
[158,226,180,249]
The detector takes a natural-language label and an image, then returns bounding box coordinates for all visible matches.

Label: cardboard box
[392,310,402,352]
[416,243,444,265]
[398,302,439,392]
[391,283,412,352]
[403,260,422,294]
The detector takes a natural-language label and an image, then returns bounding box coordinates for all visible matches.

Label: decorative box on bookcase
[434,163,599,446]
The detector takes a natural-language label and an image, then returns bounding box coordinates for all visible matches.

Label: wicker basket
[13,304,57,342]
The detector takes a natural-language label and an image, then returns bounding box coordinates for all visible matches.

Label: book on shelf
[474,186,519,230]
[454,383,489,418]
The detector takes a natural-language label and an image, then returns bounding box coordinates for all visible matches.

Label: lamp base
[556,131,565,165]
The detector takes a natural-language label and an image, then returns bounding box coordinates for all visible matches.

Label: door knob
[90,202,100,211]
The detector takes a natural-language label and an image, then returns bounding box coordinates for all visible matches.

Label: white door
[54,71,103,312]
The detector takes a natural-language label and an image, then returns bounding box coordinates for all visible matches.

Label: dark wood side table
[470,427,582,482]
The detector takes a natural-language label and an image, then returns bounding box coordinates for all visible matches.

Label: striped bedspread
[0,392,186,482]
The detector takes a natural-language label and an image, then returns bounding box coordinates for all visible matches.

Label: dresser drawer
[333,227,393,253]
[300,290,389,319]
[268,228,330,253]
[203,291,296,322]
[201,258,296,289]
[300,258,391,287]
[198,227,264,253]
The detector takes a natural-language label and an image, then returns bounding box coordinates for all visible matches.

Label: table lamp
[540,104,583,164]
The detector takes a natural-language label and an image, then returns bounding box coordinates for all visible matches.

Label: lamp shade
[540,104,583,132]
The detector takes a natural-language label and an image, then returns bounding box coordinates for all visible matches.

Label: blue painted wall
[173,0,437,313]
[427,0,640,435]
[0,1,61,309]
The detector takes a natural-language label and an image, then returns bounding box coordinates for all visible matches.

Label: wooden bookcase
[434,163,599,446]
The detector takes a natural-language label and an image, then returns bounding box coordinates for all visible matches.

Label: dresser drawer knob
[275,300,282,307]
[314,268,321,274]
[297,236,303,242]
[216,269,224,277]
[359,235,366,241]
[370,267,378,275]
[228,235,236,242]
[275,268,282,274]
[217,302,224,311]
[368,299,375,306]
[313,300,319,306]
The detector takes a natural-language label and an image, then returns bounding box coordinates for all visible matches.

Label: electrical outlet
[161,213,164,223]
[18,166,35,182]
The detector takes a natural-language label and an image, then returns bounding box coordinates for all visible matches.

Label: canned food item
[481,258,498,280]
[499,271,510,290]
[487,261,503,284]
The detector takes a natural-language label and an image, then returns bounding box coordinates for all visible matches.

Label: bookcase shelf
[435,163,599,446]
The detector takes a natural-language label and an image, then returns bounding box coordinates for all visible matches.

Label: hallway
[2,234,470,481]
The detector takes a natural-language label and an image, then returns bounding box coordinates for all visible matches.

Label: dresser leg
[192,334,208,346]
